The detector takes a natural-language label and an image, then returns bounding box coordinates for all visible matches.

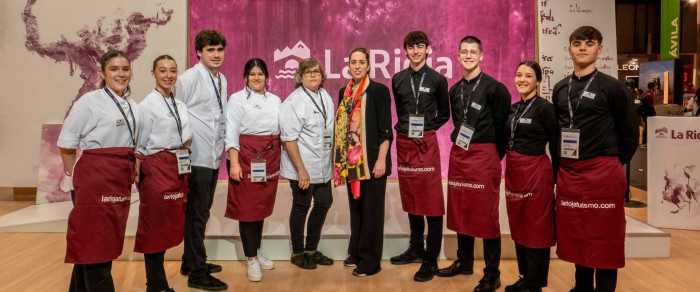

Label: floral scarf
[333,75,370,198]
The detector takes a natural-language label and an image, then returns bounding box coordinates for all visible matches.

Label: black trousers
[240,220,264,257]
[182,166,219,279]
[407,213,443,261]
[514,243,550,288]
[574,264,618,292]
[347,177,387,273]
[69,262,114,292]
[289,180,333,254]
[457,233,501,277]
[144,251,169,292]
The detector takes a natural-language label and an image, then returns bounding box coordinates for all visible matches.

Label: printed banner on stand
[647,117,700,230]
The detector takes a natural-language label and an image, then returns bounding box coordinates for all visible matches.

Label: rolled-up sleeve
[135,102,153,155]
[280,97,305,142]
[375,85,394,144]
[225,96,243,151]
[57,98,91,149]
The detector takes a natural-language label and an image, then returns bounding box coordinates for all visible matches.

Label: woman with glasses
[279,58,336,270]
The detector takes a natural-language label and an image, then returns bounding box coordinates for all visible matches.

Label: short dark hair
[403,31,430,49]
[194,30,227,59]
[569,26,603,44]
[294,58,326,89]
[516,61,542,82]
[152,54,176,71]
[648,82,657,90]
[459,36,482,52]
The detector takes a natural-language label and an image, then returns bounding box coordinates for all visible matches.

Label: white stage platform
[0,181,670,261]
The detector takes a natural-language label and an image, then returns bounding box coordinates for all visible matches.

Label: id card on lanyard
[251,159,267,182]
[455,73,483,150]
[175,149,192,174]
[561,71,597,159]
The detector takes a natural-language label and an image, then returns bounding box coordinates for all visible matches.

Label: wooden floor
[1,188,698,291]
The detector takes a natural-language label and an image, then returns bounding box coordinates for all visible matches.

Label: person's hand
[372,160,386,178]
[298,168,310,190]
[230,164,243,181]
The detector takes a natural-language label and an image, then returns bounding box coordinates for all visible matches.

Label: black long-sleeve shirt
[552,69,639,164]
[507,95,560,180]
[392,65,450,134]
[448,73,511,158]
[338,81,394,176]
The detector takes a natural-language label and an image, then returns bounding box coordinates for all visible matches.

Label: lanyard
[345,88,367,115]
[566,71,597,129]
[104,87,136,146]
[460,72,483,126]
[303,87,328,129]
[509,96,537,145]
[157,90,184,146]
[209,74,223,113]
[410,73,426,114]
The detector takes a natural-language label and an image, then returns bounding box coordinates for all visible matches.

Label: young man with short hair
[390,31,450,282]
[438,36,511,292]
[175,29,229,291]
[552,26,638,292]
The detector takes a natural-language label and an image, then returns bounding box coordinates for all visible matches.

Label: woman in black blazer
[332,47,393,277]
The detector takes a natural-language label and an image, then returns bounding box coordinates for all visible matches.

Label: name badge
[582,91,596,99]
[251,159,267,182]
[116,119,126,127]
[419,86,431,93]
[175,149,192,174]
[561,129,581,159]
[408,114,425,138]
[471,102,482,111]
[323,129,333,150]
[634,99,641,104]
[218,120,226,139]
[519,118,532,124]
[455,123,475,150]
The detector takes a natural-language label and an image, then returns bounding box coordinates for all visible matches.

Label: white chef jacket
[175,62,228,169]
[279,86,335,183]
[136,90,193,156]
[58,87,138,150]
[225,87,281,152]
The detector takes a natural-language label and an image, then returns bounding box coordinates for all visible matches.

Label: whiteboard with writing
[537,0,618,101]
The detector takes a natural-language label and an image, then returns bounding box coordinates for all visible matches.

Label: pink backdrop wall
[188,0,536,179]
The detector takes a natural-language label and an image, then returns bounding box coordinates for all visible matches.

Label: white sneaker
[247,258,262,282]
[257,250,275,270]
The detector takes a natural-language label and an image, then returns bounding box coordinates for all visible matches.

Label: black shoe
[390,248,424,265]
[344,256,358,267]
[505,277,525,292]
[436,259,474,277]
[474,275,501,292]
[413,260,438,282]
[309,251,334,265]
[352,266,382,277]
[291,253,317,270]
[187,274,228,291]
[180,263,222,276]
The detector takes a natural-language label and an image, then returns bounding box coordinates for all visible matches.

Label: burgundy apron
[556,156,627,269]
[396,131,444,216]
[225,134,281,222]
[505,151,555,248]
[65,147,135,264]
[446,143,501,239]
[134,150,188,254]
